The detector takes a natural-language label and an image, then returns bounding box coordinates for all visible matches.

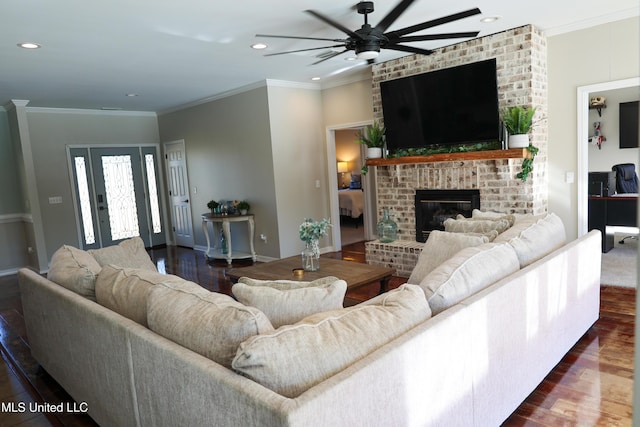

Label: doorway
[577,77,640,236]
[163,140,195,248]
[68,145,165,249]
[326,121,377,250]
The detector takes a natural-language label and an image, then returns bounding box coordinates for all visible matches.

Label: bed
[338,189,364,219]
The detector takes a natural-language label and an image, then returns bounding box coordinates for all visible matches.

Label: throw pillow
[443,217,511,235]
[89,237,157,271]
[232,284,430,398]
[419,243,520,315]
[499,213,567,268]
[147,280,274,368]
[232,277,347,328]
[95,265,186,326]
[407,231,489,285]
[47,245,102,300]
[470,210,517,227]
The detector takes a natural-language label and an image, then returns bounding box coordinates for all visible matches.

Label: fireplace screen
[415,189,480,242]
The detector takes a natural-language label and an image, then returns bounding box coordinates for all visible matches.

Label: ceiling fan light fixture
[251,43,268,50]
[356,50,379,60]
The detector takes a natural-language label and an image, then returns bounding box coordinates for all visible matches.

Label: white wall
[548,17,640,239]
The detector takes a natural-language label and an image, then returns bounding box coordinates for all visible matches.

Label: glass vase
[301,240,320,272]
[377,209,398,243]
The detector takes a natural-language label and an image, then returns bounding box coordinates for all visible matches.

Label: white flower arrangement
[299,218,331,244]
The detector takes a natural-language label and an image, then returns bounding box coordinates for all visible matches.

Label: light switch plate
[48,196,63,204]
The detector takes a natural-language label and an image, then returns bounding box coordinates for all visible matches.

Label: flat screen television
[619,101,639,149]
[380,58,500,152]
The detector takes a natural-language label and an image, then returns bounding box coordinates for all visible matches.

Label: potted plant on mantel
[357,122,386,159]
[502,105,537,148]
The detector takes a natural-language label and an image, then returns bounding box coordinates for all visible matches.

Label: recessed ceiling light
[126,93,139,97]
[480,16,501,23]
[251,43,268,50]
[18,42,41,49]
[311,77,321,81]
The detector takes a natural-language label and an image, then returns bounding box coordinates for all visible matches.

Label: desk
[588,195,638,252]
[201,213,256,265]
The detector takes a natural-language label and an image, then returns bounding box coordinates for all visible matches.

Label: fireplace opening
[415,189,480,242]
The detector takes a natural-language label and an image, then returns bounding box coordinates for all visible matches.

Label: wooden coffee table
[227,256,396,294]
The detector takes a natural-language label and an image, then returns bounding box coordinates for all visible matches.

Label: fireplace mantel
[365,148,529,167]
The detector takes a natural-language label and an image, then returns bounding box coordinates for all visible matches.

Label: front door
[69,146,165,249]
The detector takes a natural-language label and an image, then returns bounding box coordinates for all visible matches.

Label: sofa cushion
[419,243,520,315]
[232,277,347,328]
[232,284,430,398]
[89,237,157,271]
[96,265,186,326]
[47,245,102,300]
[147,280,274,368]
[444,217,511,235]
[497,213,567,268]
[407,231,490,285]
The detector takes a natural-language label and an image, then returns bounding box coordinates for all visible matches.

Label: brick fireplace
[365,25,548,277]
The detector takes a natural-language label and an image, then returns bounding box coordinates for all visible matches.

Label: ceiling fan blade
[256,34,347,43]
[375,0,415,33]
[310,49,349,65]
[305,9,364,40]
[393,31,479,43]
[385,8,482,39]
[264,45,347,57]
[385,44,434,56]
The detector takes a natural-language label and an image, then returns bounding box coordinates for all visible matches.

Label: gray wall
[158,82,327,259]
[158,85,281,258]
[25,108,160,262]
[548,17,639,239]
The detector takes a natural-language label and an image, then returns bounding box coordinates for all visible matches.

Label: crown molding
[24,107,157,117]
[158,79,321,116]
[544,7,639,37]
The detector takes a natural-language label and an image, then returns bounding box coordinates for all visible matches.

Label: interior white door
[164,140,194,247]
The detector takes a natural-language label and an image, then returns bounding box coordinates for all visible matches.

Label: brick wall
[365,25,548,277]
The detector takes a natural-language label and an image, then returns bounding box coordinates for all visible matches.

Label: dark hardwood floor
[0,242,634,426]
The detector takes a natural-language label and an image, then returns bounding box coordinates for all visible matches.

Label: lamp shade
[337,162,348,173]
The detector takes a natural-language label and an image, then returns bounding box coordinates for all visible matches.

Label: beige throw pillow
[47,245,102,300]
[500,213,567,268]
[444,217,511,235]
[89,237,157,271]
[407,231,489,285]
[232,277,347,328]
[96,265,186,326]
[419,243,520,314]
[470,210,517,227]
[232,284,430,398]
[147,280,274,368]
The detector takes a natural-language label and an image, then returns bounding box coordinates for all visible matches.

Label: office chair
[612,163,639,244]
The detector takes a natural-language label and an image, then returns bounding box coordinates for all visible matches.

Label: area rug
[601,232,637,288]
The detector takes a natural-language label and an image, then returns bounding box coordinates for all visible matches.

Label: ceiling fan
[256,0,482,65]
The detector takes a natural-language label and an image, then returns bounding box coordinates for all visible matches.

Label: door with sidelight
[69,146,165,249]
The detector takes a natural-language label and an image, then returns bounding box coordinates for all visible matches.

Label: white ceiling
[1,0,637,113]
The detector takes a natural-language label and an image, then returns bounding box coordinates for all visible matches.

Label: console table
[588,195,638,252]
[201,213,257,265]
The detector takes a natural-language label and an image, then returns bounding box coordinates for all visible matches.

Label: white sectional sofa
[18,215,602,427]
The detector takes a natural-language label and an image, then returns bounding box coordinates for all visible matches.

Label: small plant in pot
[207,200,219,214]
[236,201,250,215]
[357,122,386,159]
[502,105,536,148]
